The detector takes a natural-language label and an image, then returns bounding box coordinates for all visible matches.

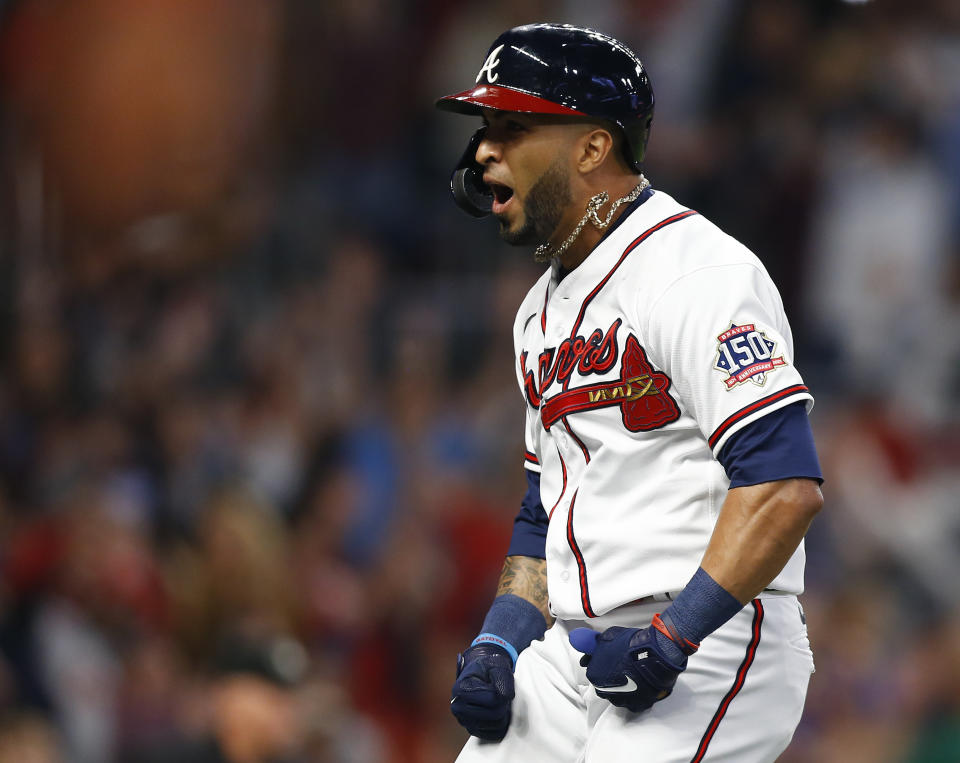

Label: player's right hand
[450,643,515,741]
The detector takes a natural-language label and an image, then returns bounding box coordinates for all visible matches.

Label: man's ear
[576,127,615,174]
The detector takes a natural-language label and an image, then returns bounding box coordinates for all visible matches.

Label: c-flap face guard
[450,128,493,218]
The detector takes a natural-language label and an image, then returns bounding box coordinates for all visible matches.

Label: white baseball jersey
[513,189,813,621]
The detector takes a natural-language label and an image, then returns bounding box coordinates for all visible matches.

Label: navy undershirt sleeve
[507,469,548,558]
[717,401,823,488]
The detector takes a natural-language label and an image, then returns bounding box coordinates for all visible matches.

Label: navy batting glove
[450,643,515,741]
[569,614,696,713]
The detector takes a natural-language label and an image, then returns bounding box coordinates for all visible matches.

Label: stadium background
[0,0,958,760]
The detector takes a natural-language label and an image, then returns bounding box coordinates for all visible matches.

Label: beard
[496,158,572,256]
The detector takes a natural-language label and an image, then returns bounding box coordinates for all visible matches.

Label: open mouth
[486,180,514,213]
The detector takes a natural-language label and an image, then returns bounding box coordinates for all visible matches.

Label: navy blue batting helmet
[436,23,654,216]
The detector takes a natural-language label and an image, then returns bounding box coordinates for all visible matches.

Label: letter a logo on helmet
[477,44,506,84]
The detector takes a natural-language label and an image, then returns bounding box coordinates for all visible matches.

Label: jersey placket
[538,266,604,618]
[539,272,590,475]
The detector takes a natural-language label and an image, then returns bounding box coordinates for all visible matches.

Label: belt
[629,592,679,606]
[629,588,791,607]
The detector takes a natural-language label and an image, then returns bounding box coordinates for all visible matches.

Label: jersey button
[560,570,570,582]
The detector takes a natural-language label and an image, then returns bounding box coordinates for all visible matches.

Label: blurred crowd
[0,0,958,761]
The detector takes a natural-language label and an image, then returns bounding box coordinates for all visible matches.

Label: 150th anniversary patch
[713,323,786,389]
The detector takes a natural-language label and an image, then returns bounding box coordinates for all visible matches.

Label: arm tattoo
[497,555,553,625]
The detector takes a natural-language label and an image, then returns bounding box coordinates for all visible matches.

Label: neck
[543,175,647,270]
[557,216,612,271]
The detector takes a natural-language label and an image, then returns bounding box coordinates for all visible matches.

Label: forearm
[496,555,553,627]
[700,477,823,603]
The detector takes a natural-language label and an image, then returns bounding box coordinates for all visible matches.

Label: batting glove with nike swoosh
[450,643,516,740]
[569,613,698,713]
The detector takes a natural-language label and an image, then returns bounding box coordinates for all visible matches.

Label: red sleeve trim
[708,385,809,451]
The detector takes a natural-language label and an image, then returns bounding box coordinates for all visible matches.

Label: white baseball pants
[455,593,814,763]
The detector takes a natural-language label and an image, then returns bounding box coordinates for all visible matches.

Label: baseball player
[436,24,823,763]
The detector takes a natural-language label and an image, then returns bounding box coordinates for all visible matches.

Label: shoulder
[613,190,774,300]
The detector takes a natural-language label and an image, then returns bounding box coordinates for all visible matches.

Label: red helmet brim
[435,84,586,116]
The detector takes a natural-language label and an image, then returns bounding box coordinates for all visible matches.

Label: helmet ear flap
[616,112,653,173]
[450,128,493,217]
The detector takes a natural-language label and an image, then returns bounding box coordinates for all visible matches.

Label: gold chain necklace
[534,175,650,263]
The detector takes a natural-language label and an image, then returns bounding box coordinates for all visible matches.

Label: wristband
[473,594,548,667]
[652,611,699,655]
[660,567,743,646]
[471,633,519,665]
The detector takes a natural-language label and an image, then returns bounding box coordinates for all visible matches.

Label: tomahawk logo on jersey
[513,189,813,621]
[519,321,680,433]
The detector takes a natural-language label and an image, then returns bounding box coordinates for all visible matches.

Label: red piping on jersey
[689,600,764,763]
[564,490,596,618]
[523,451,539,466]
[708,385,809,450]
[563,418,591,464]
[541,285,549,334]
[519,352,541,408]
[567,209,699,346]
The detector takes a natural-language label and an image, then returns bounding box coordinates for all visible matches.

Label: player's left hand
[450,643,515,740]
[569,620,689,713]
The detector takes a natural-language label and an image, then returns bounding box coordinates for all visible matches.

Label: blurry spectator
[21,482,166,763]
[805,102,957,421]
[127,633,307,763]
[166,489,299,663]
[901,616,960,763]
[0,712,62,763]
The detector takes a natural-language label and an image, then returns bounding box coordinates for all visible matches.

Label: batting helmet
[436,23,654,216]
